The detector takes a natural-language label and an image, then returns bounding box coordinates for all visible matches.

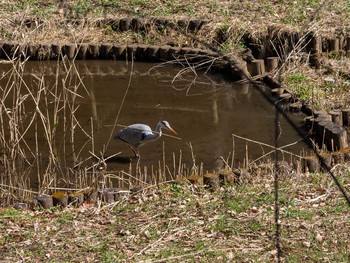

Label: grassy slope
[1,1,350,262]
[1,1,350,109]
[1,0,349,49]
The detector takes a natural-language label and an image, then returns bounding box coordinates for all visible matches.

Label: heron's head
[160,121,177,135]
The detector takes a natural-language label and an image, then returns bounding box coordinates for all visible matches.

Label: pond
[0,60,310,184]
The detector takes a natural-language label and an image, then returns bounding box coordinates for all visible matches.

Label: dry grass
[279,54,350,110]
[1,165,349,262]
[0,1,349,45]
[1,1,350,110]
[0,57,209,206]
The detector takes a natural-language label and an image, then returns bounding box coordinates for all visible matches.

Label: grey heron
[114,121,177,157]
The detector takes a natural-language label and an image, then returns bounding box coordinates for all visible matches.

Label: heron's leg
[129,146,140,158]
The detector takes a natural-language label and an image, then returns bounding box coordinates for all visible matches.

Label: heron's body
[115,121,176,157]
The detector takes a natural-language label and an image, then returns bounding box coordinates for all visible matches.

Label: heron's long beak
[168,127,177,135]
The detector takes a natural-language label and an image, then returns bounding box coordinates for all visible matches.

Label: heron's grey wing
[115,124,152,147]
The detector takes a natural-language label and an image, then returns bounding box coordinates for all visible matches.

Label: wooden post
[339,35,345,51]
[76,43,88,59]
[154,18,171,30]
[169,46,181,59]
[203,173,220,191]
[302,105,313,116]
[319,153,332,172]
[51,43,62,59]
[314,110,328,118]
[328,38,340,54]
[158,45,171,61]
[316,120,331,149]
[136,44,148,61]
[329,110,343,126]
[231,61,249,80]
[112,44,126,59]
[217,169,235,185]
[341,108,350,126]
[308,34,322,67]
[119,17,132,31]
[249,59,265,76]
[312,35,322,53]
[126,44,137,60]
[314,114,332,148]
[331,125,348,150]
[303,156,320,173]
[100,44,113,59]
[38,44,50,60]
[324,122,337,151]
[289,101,303,112]
[37,194,53,209]
[305,116,314,132]
[24,44,39,59]
[87,44,100,59]
[147,45,160,61]
[86,191,98,204]
[188,19,204,32]
[314,114,331,125]
[52,191,68,208]
[266,57,279,72]
[63,43,76,59]
[131,18,145,32]
[345,37,350,51]
[278,92,292,101]
[100,189,115,203]
[187,175,203,185]
[68,192,85,207]
[183,48,200,63]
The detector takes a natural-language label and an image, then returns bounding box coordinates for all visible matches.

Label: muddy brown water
[0,60,310,181]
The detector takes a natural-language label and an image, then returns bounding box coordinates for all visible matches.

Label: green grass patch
[56,211,75,224]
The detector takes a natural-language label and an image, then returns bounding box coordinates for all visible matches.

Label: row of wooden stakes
[10,169,237,210]
[12,151,350,211]
[0,42,217,62]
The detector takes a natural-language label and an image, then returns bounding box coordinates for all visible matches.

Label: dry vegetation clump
[278,54,350,110]
[1,164,350,262]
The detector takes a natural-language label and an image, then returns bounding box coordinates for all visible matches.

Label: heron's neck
[154,123,163,138]
[143,123,163,142]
